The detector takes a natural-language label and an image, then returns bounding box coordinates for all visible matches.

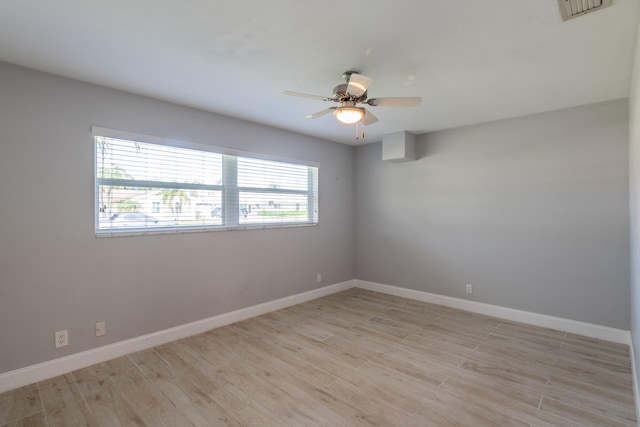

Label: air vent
[558,0,612,21]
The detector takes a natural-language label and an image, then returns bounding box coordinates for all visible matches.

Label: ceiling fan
[284,71,422,128]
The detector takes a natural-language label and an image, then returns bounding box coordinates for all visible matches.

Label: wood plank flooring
[0,288,636,426]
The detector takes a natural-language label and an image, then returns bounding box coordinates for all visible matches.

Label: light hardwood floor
[0,288,636,426]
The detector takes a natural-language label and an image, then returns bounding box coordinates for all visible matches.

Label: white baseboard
[1,278,632,394]
[631,337,640,424]
[0,280,355,394]
[355,280,631,345]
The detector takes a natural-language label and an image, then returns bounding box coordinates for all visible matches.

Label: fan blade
[367,97,422,107]
[346,73,373,98]
[283,91,333,101]
[362,109,378,126]
[305,107,337,119]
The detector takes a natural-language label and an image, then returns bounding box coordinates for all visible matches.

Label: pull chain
[354,119,365,141]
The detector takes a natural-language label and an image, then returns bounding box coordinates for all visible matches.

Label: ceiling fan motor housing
[333,83,367,102]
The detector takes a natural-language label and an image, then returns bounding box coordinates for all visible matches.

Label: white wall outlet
[317,273,322,283]
[55,330,68,348]
[96,321,106,337]
[465,284,473,294]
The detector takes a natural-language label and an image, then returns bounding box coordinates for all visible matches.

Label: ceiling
[0,1,637,145]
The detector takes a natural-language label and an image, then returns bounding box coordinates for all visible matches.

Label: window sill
[95,222,318,238]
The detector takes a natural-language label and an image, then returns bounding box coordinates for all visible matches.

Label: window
[94,129,318,235]
[237,156,317,225]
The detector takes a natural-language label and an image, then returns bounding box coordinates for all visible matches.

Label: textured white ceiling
[0,0,637,145]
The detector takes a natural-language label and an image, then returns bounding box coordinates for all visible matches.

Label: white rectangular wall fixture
[382,131,417,162]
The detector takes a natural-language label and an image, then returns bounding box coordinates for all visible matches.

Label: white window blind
[237,157,318,225]
[94,131,318,235]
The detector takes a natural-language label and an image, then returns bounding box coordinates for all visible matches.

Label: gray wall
[0,62,355,374]
[355,100,630,329]
[629,11,640,407]
[0,58,633,377]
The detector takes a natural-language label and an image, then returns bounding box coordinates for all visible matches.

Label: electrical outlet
[55,330,68,348]
[465,284,473,294]
[317,273,322,283]
[96,321,106,337]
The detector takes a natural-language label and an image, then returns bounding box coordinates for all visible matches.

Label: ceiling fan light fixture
[335,107,364,124]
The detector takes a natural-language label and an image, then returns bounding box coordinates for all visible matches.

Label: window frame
[93,127,319,237]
